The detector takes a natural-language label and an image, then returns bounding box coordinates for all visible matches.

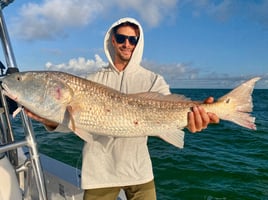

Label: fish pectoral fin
[158,130,185,148]
[73,128,93,142]
[66,105,76,131]
[66,104,92,142]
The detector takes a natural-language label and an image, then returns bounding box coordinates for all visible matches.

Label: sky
[1,0,268,89]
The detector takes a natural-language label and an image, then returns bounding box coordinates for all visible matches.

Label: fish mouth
[1,83,18,101]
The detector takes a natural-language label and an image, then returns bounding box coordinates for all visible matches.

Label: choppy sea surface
[13,89,268,200]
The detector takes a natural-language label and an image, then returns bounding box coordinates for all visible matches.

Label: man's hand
[24,109,59,130]
[187,97,219,133]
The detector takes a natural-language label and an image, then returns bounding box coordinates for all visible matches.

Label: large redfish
[1,71,260,148]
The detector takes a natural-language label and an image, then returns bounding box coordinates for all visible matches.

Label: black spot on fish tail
[225,98,231,104]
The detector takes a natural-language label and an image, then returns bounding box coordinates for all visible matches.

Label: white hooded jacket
[66,18,171,189]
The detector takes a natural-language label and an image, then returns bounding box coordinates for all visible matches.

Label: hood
[104,17,144,73]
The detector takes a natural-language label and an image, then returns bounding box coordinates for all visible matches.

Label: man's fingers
[187,111,197,133]
[193,106,204,131]
[208,112,220,124]
[187,106,215,133]
[204,96,214,104]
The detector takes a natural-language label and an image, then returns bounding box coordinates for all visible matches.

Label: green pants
[83,180,156,200]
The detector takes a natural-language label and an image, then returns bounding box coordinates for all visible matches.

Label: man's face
[112,26,138,63]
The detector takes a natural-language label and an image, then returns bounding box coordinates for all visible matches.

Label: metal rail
[0,2,48,200]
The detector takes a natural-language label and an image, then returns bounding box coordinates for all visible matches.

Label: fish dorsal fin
[130,92,191,102]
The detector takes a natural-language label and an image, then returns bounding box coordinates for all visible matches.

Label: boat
[0,1,126,199]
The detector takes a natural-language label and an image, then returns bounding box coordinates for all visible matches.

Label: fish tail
[216,77,261,130]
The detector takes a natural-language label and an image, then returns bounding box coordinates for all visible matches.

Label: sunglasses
[114,34,139,45]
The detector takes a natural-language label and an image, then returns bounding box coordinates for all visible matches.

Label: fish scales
[53,72,192,135]
[1,71,260,148]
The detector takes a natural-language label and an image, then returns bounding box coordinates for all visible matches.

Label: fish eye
[16,75,21,81]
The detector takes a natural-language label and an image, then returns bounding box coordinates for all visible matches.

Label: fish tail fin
[217,77,260,130]
[158,130,185,148]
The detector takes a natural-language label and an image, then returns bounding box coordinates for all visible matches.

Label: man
[26,17,219,199]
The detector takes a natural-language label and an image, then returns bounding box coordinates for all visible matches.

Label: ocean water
[13,89,268,200]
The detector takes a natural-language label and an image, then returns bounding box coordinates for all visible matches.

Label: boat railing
[0,1,48,199]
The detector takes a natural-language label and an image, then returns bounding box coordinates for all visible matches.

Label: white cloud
[45,54,108,76]
[184,0,237,21]
[44,55,267,88]
[11,0,104,40]
[142,59,200,81]
[7,0,268,88]
[115,0,178,27]
[185,0,268,27]
[142,59,267,88]
[10,0,268,41]
[10,0,178,41]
